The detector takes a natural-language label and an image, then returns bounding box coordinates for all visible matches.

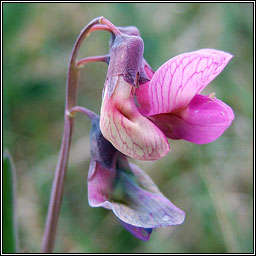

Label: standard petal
[150,94,235,144]
[144,49,233,116]
[100,76,170,160]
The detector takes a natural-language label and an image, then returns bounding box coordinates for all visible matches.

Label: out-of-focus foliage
[3,3,253,253]
[3,152,18,253]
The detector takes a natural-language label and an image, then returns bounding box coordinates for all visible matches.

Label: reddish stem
[90,24,111,33]
[99,17,121,36]
[69,106,98,120]
[77,55,109,68]
[41,16,106,253]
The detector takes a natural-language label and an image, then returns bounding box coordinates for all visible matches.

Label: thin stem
[69,106,99,120]
[77,55,109,68]
[99,17,121,36]
[41,16,105,253]
[41,115,73,253]
[66,16,105,110]
[89,24,111,33]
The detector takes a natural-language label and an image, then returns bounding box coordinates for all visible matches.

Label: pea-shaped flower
[99,22,234,160]
[87,110,185,241]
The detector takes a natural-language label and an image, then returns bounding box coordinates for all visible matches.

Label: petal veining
[100,76,170,160]
[144,49,233,116]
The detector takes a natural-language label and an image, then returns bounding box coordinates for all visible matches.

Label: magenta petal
[87,161,116,209]
[88,160,152,240]
[150,94,235,144]
[145,49,233,116]
[142,58,154,79]
[135,81,151,115]
[87,158,185,230]
[119,220,152,241]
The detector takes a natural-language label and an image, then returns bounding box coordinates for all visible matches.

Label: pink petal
[134,81,151,116]
[87,161,115,209]
[143,49,233,116]
[87,158,185,229]
[141,58,154,79]
[88,160,153,241]
[150,94,235,144]
[100,76,170,160]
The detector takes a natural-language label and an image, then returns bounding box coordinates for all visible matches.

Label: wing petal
[150,94,235,144]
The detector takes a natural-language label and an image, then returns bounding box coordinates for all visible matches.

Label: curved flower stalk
[42,17,117,253]
[71,106,185,241]
[98,21,234,160]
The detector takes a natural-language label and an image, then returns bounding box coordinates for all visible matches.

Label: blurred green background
[3,2,253,253]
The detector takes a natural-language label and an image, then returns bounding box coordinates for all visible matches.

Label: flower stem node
[66,110,76,118]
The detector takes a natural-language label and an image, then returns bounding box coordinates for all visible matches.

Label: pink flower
[99,24,234,160]
[100,31,170,160]
[135,49,235,144]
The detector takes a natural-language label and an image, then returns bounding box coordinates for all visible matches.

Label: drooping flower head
[99,21,170,160]
[99,21,234,160]
[86,109,185,241]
